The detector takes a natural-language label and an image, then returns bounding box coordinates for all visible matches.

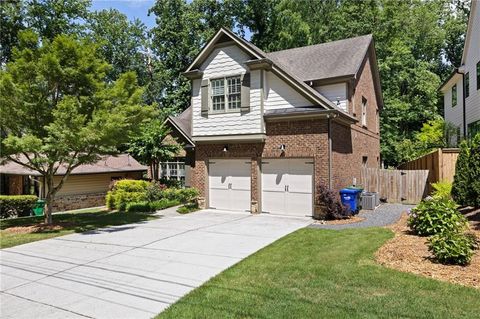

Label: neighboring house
[169,27,383,217]
[440,1,480,139]
[0,154,147,212]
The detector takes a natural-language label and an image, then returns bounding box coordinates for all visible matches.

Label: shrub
[112,179,149,192]
[151,199,180,210]
[145,182,167,201]
[159,177,184,188]
[452,133,480,207]
[431,180,452,200]
[428,231,478,265]
[106,192,115,210]
[126,201,154,213]
[176,188,199,204]
[408,197,468,236]
[316,185,351,219]
[177,202,199,214]
[0,195,38,219]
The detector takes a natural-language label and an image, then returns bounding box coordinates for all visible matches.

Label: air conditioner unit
[361,192,377,210]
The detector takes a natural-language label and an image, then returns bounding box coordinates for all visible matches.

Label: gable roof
[166,106,194,145]
[0,154,147,176]
[266,35,373,82]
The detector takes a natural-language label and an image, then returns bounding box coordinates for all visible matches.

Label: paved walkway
[309,203,414,230]
[0,210,311,319]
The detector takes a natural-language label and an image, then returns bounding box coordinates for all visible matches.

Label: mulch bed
[3,223,72,234]
[376,208,480,289]
[313,215,365,225]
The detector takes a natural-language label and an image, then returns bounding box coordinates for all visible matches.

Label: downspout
[456,68,467,137]
[327,116,332,190]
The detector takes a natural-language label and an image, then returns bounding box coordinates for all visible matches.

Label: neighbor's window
[465,72,470,98]
[477,61,480,90]
[211,76,241,112]
[361,97,367,127]
[452,84,457,107]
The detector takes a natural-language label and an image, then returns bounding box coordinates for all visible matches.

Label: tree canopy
[0,31,153,223]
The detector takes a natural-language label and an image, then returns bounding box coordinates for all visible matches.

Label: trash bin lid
[36,199,45,204]
[340,188,359,194]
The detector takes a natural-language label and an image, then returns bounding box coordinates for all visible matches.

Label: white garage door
[209,159,251,212]
[262,158,313,217]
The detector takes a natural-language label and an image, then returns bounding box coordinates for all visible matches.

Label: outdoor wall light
[279,144,286,152]
[222,145,229,152]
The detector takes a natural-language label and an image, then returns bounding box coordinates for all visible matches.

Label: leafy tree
[88,9,150,86]
[127,120,181,181]
[0,31,153,224]
[452,134,480,207]
[1,0,91,64]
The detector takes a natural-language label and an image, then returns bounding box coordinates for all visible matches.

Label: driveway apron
[0,210,311,319]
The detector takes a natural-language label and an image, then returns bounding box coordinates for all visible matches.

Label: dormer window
[211,76,241,112]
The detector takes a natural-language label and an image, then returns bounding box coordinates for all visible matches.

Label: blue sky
[91,0,157,28]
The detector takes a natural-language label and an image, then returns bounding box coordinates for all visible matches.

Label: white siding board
[464,4,480,133]
[314,83,348,112]
[444,79,464,133]
[192,45,262,137]
[264,72,314,110]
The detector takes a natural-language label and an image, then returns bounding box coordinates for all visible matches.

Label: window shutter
[241,73,250,112]
[201,79,209,117]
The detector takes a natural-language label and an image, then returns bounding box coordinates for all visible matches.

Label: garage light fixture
[279,144,286,152]
[223,145,229,152]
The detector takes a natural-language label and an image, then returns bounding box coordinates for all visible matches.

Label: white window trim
[209,75,242,114]
[160,161,186,184]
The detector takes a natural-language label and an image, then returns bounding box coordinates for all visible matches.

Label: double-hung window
[210,76,241,112]
[361,97,367,127]
[477,61,480,90]
[452,84,457,107]
[465,72,470,98]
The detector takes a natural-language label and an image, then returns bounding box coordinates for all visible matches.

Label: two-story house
[440,1,480,139]
[169,28,383,217]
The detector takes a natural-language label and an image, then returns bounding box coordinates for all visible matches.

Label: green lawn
[158,228,480,319]
[0,209,158,249]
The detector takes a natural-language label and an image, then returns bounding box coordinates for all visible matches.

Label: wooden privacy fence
[360,168,429,204]
[398,148,459,194]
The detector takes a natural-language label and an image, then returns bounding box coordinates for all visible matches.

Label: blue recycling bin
[340,188,362,213]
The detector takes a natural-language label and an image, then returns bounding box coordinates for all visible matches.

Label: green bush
[106,192,115,210]
[112,179,149,192]
[0,195,38,218]
[176,188,199,203]
[431,180,452,200]
[428,231,478,265]
[408,197,468,236]
[145,182,167,201]
[151,199,180,210]
[452,133,480,207]
[177,202,199,214]
[126,201,154,213]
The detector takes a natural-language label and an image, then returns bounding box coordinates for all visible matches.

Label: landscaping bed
[376,208,480,288]
[312,215,365,225]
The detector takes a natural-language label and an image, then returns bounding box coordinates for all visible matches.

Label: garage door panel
[261,159,313,217]
[209,159,251,212]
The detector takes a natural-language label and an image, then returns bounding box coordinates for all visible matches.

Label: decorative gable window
[477,61,480,90]
[361,97,367,127]
[210,76,241,112]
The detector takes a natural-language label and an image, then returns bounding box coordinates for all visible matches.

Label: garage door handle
[285,185,289,192]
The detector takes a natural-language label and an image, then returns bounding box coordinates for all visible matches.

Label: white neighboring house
[440,1,480,139]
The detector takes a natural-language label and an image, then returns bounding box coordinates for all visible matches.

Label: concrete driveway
[0,210,311,319]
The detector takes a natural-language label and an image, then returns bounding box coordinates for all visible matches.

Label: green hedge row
[0,195,38,219]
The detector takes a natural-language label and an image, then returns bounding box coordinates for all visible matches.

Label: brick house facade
[170,28,383,217]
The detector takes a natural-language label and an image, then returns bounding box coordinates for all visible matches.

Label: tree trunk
[44,195,53,224]
[152,161,159,181]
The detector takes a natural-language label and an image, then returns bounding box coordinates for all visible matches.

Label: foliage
[396,119,460,163]
[125,199,180,213]
[408,197,468,236]
[159,177,184,189]
[431,180,453,200]
[127,119,181,181]
[0,195,38,219]
[452,133,480,207]
[111,179,150,193]
[0,32,153,223]
[0,0,91,64]
[177,202,199,214]
[146,182,168,201]
[428,231,478,265]
[316,185,351,220]
[160,188,199,204]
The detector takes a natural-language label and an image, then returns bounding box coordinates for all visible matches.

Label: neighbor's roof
[266,35,373,82]
[0,154,147,176]
[167,106,193,145]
